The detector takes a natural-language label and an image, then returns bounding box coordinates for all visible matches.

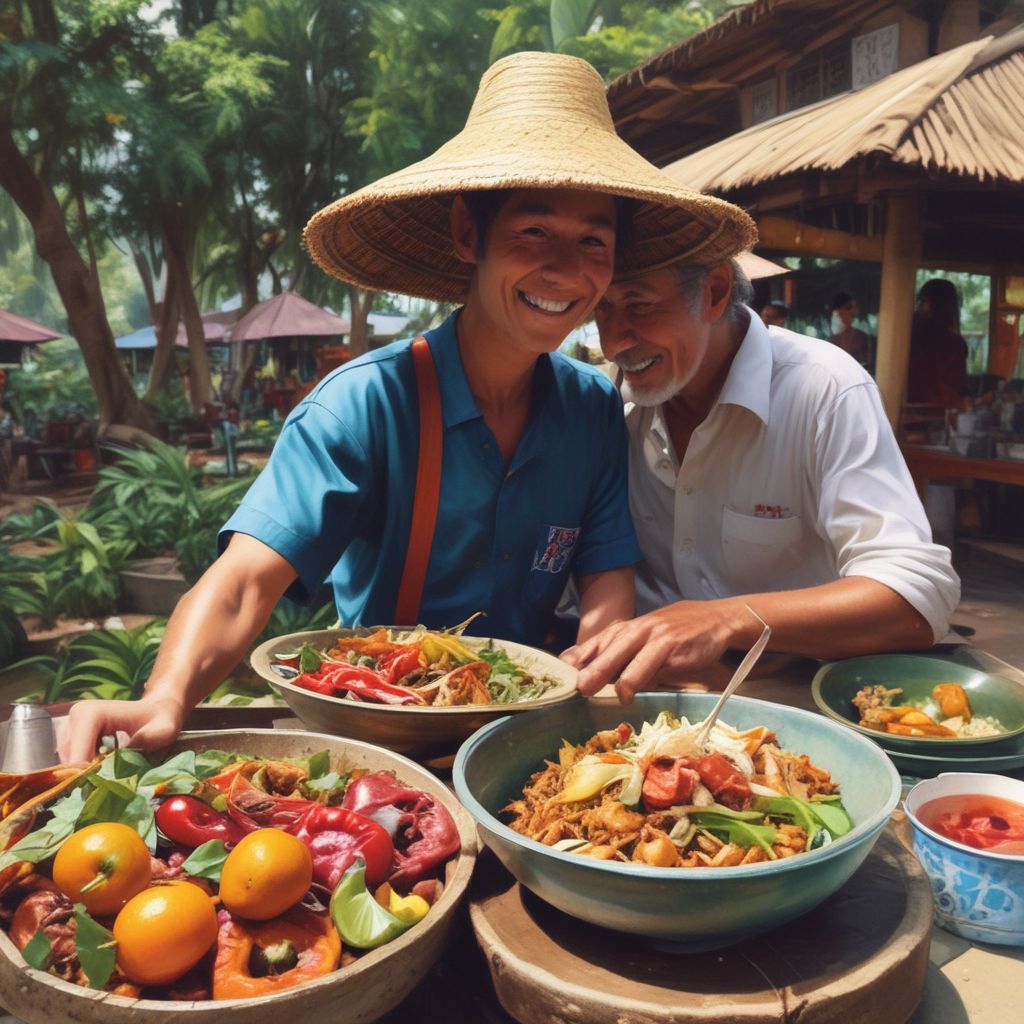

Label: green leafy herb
[476,646,554,704]
[78,776,155,851]
[804,799,853,838]
[689,809,778,857]
[0,787,87,871]
[97,749,154,782]
[181,840,230,884]
[73,905,116,990]
[306,750,330,780]
[138,750,201,796]
[194,749,245,779]
[21,929,52,970]
[299,645,323,673]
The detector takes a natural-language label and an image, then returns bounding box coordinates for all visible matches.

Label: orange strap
[394,337,443,626]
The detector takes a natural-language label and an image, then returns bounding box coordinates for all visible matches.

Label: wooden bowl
[0,729,478,1024]
[250,629,580,755]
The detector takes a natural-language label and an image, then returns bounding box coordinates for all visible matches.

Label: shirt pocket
[720,506,803,592]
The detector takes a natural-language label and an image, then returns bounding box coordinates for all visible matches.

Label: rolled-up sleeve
[813,382,960,640]
[219,400,373,603]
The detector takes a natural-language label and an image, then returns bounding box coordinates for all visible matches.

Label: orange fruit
[52,822,152,917]
[113,881,218,986]
[219,828,312,920]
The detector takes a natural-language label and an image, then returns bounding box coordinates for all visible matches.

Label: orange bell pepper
[212,906,340,1000]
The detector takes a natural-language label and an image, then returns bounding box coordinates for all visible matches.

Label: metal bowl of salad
[454,692,901,949]
[250,626,579,755]
[0,729,477,1024]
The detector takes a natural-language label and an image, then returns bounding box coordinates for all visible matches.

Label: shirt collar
[423,310,557,437]
[424,311,481,429]
[714,305,772,426]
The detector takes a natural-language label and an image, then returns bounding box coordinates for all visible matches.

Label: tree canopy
[0,0,741,427]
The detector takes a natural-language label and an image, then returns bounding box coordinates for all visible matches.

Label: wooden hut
[608,0,1024,491]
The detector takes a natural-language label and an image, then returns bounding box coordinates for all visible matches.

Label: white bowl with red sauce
[904,773,1024,946]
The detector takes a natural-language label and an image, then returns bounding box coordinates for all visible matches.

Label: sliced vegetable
[559,756,639,804]
[342,772,460,891]
[212,906,339,1000]
[688,809,778,857]
[329,859,410,950]
[289,804,394,890]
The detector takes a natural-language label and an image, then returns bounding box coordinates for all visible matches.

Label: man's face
[760,304,786,328]
[595,268,712,407]
[834,300,856,328]
[455,188,617,354]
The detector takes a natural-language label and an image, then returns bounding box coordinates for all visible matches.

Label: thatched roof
[662,27,1024,192]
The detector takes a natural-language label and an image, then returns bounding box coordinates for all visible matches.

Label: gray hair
[671,258,753,323]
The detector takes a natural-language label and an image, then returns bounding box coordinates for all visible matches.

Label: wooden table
[901,444,1024,494]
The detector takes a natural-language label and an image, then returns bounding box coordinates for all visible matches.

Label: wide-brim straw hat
[305,52,757,304]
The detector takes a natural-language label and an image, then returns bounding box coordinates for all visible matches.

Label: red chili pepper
[693,753,752,811]
[156,795,249,847]
[376,646,423,685]
[342,771,460,892]
[288,805,394,890]
[616,722,632,745]
[295,664,426,705]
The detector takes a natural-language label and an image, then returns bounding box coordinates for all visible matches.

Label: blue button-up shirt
[220,312,640,647]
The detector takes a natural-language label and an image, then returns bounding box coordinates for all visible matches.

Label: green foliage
[4,340,99,426]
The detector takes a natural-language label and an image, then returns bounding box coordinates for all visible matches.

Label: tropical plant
[173,474,254,585]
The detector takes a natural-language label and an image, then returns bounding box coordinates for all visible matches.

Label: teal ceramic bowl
[905,774,1024,946]
[453,693,900,949]
[812,655,1024,754]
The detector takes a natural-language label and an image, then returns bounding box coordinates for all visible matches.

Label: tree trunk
[348,285,374,356]
[0,121,155,433]
[161,208,212,411]
[145,272,180,403]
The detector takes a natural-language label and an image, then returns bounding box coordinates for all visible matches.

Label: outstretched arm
[563,576,931,704]
[60,534,297,762]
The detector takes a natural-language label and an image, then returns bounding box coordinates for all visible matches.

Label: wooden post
[875,194,922,429]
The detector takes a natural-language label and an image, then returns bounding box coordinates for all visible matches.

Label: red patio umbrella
[0,310,63,344]
[228,292,350,341]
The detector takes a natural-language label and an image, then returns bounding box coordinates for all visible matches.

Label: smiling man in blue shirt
[62,52,754,761]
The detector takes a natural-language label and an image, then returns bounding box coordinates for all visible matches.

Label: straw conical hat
[305,52,756,303]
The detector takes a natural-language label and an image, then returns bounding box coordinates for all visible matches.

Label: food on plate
[505,711,853,868]
[0,747,460,999]
[916,793,1024,855]
[852,683,1003,738]
[274,622,556,707]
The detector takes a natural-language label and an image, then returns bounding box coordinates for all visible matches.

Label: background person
[563,259,959,703]
[759,301,788,328]
[60,52,754,762]
[907,278,969,409]
[827,292,871,368]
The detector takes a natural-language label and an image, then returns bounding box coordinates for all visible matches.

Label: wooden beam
[875,194,923,428]
[756,215,883,261]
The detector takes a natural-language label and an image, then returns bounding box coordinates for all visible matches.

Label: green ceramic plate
[812,654,1024,753]
[885,733,1024,778]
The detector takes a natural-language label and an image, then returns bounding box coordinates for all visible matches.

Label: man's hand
[562,599,756,704]
[59,696,187,764]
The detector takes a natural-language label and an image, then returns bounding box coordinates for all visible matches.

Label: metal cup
[0,704,60,773]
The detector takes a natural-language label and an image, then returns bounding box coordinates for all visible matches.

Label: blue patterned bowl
[904,774,1024,946]
[454,692,901,948]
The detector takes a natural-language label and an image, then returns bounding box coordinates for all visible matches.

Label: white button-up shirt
[627,310,960,641]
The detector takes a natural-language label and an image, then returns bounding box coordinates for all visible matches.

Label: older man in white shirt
[564,259,960,702]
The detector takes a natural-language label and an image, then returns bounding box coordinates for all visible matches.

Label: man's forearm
[575,566,635,643]
[143,538,296,714]
[718,577,934,660]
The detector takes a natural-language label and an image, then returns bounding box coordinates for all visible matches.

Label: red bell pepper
[342,771,460,892]
[156,795,250,847]
[295,664,427,705]
[289,805,394,890]
[376,646,423,685]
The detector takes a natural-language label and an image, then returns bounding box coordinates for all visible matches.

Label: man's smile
[519,291,576,315]
[617,353,662,376]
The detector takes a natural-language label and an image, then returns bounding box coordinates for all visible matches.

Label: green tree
[0,0,156,430]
